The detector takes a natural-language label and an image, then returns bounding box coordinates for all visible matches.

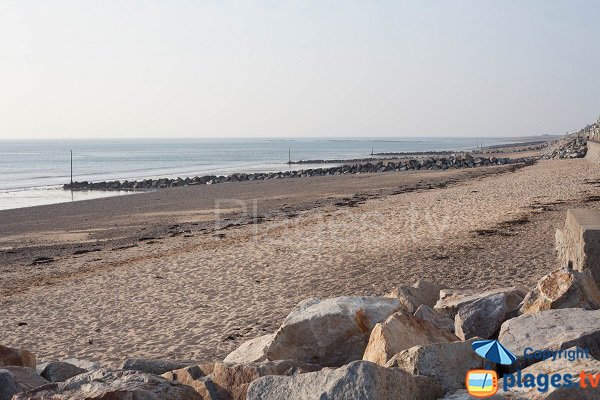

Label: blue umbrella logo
[472,339,516,365]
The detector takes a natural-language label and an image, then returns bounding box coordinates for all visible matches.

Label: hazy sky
[1,1,599,139]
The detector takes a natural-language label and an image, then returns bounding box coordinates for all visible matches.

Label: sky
[0,0,599,139]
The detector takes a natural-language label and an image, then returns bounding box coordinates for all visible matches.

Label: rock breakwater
[63,155,534,191]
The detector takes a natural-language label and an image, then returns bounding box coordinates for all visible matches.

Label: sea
[0,137,543,210]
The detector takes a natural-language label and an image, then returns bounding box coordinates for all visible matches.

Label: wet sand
[1,159,599,366]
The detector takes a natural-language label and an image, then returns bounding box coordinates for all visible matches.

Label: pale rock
[224,334,273,364]
[264,296,402,366]
[519,267,600,314]
[499,308,600,368]
[387,280,449,313]
[246,360,444,400]
[0,345,36,369]
[363,311,459,366]
[434,286,527,319]
[414,305,455,333]
[455,293,511,340]
[385,338,487,393]
[13,368,202,400]
[162,365,219,399]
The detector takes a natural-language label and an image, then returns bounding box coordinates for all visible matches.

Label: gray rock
[434,286,527,319]
[0,369,22,400]
[414,305,455,333]
[264,296,402,366]
[246,360,444,400]
[455,293,510,340]
[41,361,87,382]
[385,338,488,393]
[1,366,48,391]
[499,308,600,368]
[120,358,194,375]
[13,368,201,400]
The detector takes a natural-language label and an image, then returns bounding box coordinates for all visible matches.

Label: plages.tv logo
[466,339,516,398]
[466,340,596,397]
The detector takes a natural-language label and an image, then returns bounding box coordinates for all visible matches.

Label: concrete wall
[556,209,600,286]
[585,140,600,163]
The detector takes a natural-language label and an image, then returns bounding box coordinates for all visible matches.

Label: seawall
[585,140,600,163]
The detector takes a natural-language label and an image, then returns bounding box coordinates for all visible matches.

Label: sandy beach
[1,158,599,367]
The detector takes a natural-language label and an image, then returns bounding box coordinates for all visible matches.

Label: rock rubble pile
[541,134,587,159]
[3,264,599,399]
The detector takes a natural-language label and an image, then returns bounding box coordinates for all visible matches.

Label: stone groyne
[63,155,535,191]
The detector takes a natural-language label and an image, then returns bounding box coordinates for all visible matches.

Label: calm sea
[0,137,533,210]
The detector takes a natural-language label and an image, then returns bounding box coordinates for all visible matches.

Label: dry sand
[1,159,600,366]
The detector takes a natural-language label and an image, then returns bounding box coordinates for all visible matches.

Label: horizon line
[0,133,563,142]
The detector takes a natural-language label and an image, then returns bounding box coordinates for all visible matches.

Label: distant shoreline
[63,138,549,192]
[0,136,556,210]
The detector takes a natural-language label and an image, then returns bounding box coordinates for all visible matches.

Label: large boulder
[387,280,449,313]
[41,361,87,382]
[120,358,194,375]
[499,308,600,368]
[261,296,402,366]
[0,345,36,369]
[13,368,202,400]
[0,369,22,400]
[223,334,273,364]
[519,267,600,314]
[414,305,455,333]
[246,360,444,400]
[385,338,487,393]
[363,311,459,366]
[454,293,512,340]
[434,286,527,319]
[500,347,600,399]
[1,366,49,390]
[164,360,322,400]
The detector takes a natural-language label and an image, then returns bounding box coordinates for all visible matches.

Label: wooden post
[288,148,291,164]
[70,149,73,186]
